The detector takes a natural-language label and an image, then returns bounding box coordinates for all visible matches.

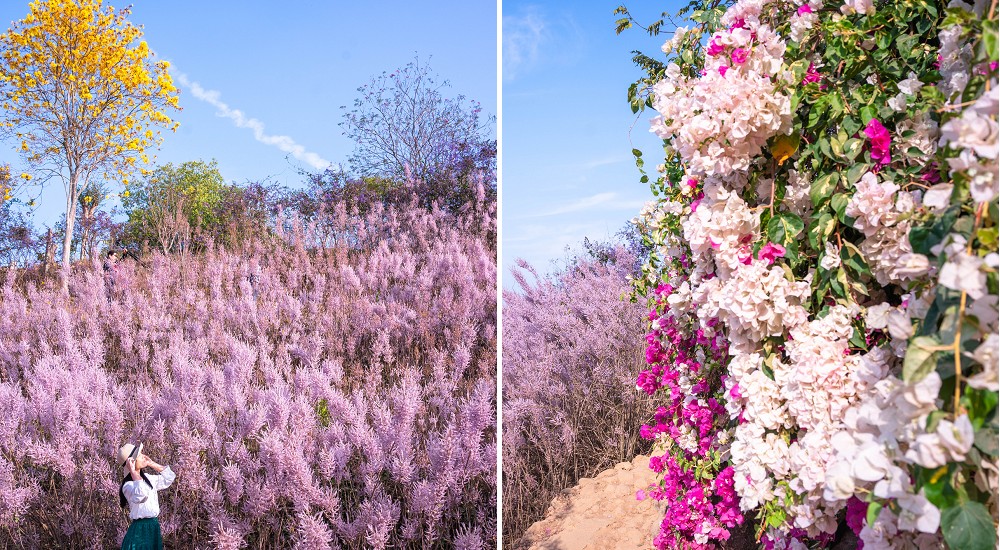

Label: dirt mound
[514,453,861,549]
[514,455,664,550]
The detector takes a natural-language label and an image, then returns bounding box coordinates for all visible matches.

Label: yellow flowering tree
[0,0,180,283]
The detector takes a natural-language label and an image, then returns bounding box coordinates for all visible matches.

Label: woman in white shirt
[117,443,176,550]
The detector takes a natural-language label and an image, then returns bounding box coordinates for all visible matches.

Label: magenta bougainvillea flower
[802,62,823,85]
[759,242,786,264]
[706,37,725,57]
[864,118,893,166]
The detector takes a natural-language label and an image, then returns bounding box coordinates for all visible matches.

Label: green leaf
[828,92,845,119]
[831,135,845,157]
[767,212,805,247]
[941,502,997,550]
[895,33,919,55]
[841,241,870,278]
[846,162,869,185]
[788,59,810,83]
[964,386,999,429]
[850,327,867,349]
[866,500,882,526]
[977,226,999,247]
[984,24,998,62]
[842,138,865,161]
[859,104,878,124]
[819,137,834,159]
[974,425,999,458]
[903,336,942,382]
[831,193,851,224]
[807,96,829,129]
[831,268,850,300]
[808,212,836,251]
[842,115,862,136]
[810,173,839,207]
[918,465,958,509]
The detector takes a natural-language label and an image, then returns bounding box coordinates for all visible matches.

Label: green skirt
[121,517,163,550]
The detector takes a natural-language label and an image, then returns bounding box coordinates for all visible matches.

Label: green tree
[122,160,226,253]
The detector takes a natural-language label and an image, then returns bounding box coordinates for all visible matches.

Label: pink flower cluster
[649,10,793,176]
[637,282,745,548]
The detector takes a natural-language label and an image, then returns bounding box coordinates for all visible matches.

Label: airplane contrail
[173,71,334,171]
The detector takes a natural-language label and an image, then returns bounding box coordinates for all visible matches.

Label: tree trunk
[42,228,55,279]
[80,202,95,260]
[60,172,78,290]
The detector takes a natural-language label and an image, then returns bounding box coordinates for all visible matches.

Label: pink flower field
[0,192,497,549]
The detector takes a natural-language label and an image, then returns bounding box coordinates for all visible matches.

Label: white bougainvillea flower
[940,85,998,159]
[897,73,924,94]
[847,172,900,237]
[854,442,895,482]
[897,371,941,417]
[896,491,941,533]
[841,0,875,15]
[939,251,986,299]
[823,459,856,501]
[905,415,975,468]
[887,307,915,340]
[967,334,999,391]
[866,303,891,330]
[921,183,953,211]
[820,241,841,270]
[893,253,931,281]
[947,148,999,204]
[873,464,912,499]
[860,507,900,549]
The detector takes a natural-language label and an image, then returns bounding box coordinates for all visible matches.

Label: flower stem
[953,202,987,414]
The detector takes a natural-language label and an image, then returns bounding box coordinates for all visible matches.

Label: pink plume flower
[731,48,749,65]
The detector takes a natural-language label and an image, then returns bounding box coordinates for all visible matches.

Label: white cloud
[173,72,333,171]
[531,192,645,217]
[502,9,546,81]
[581,155,629,170]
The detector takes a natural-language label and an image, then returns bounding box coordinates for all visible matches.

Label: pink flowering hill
[0,192,497,549]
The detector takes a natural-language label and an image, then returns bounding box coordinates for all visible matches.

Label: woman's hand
[127,457,141,481]
[141,454,164,473]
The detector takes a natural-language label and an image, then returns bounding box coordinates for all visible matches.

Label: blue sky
[501,1,685,283]
[0,1,497,226]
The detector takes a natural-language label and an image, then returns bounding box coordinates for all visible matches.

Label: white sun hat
[117,442,143,467]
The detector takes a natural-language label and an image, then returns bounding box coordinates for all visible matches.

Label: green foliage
[940,502,997,550]
[315,398,331,428]
[903,335,942,382]
[121,159,227,252]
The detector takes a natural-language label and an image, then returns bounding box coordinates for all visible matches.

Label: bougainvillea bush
[502,247,653,545]
[0,187,496,549]
[620,0,998,547]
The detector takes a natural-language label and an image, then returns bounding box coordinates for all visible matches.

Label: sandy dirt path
[514,455,664,550]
